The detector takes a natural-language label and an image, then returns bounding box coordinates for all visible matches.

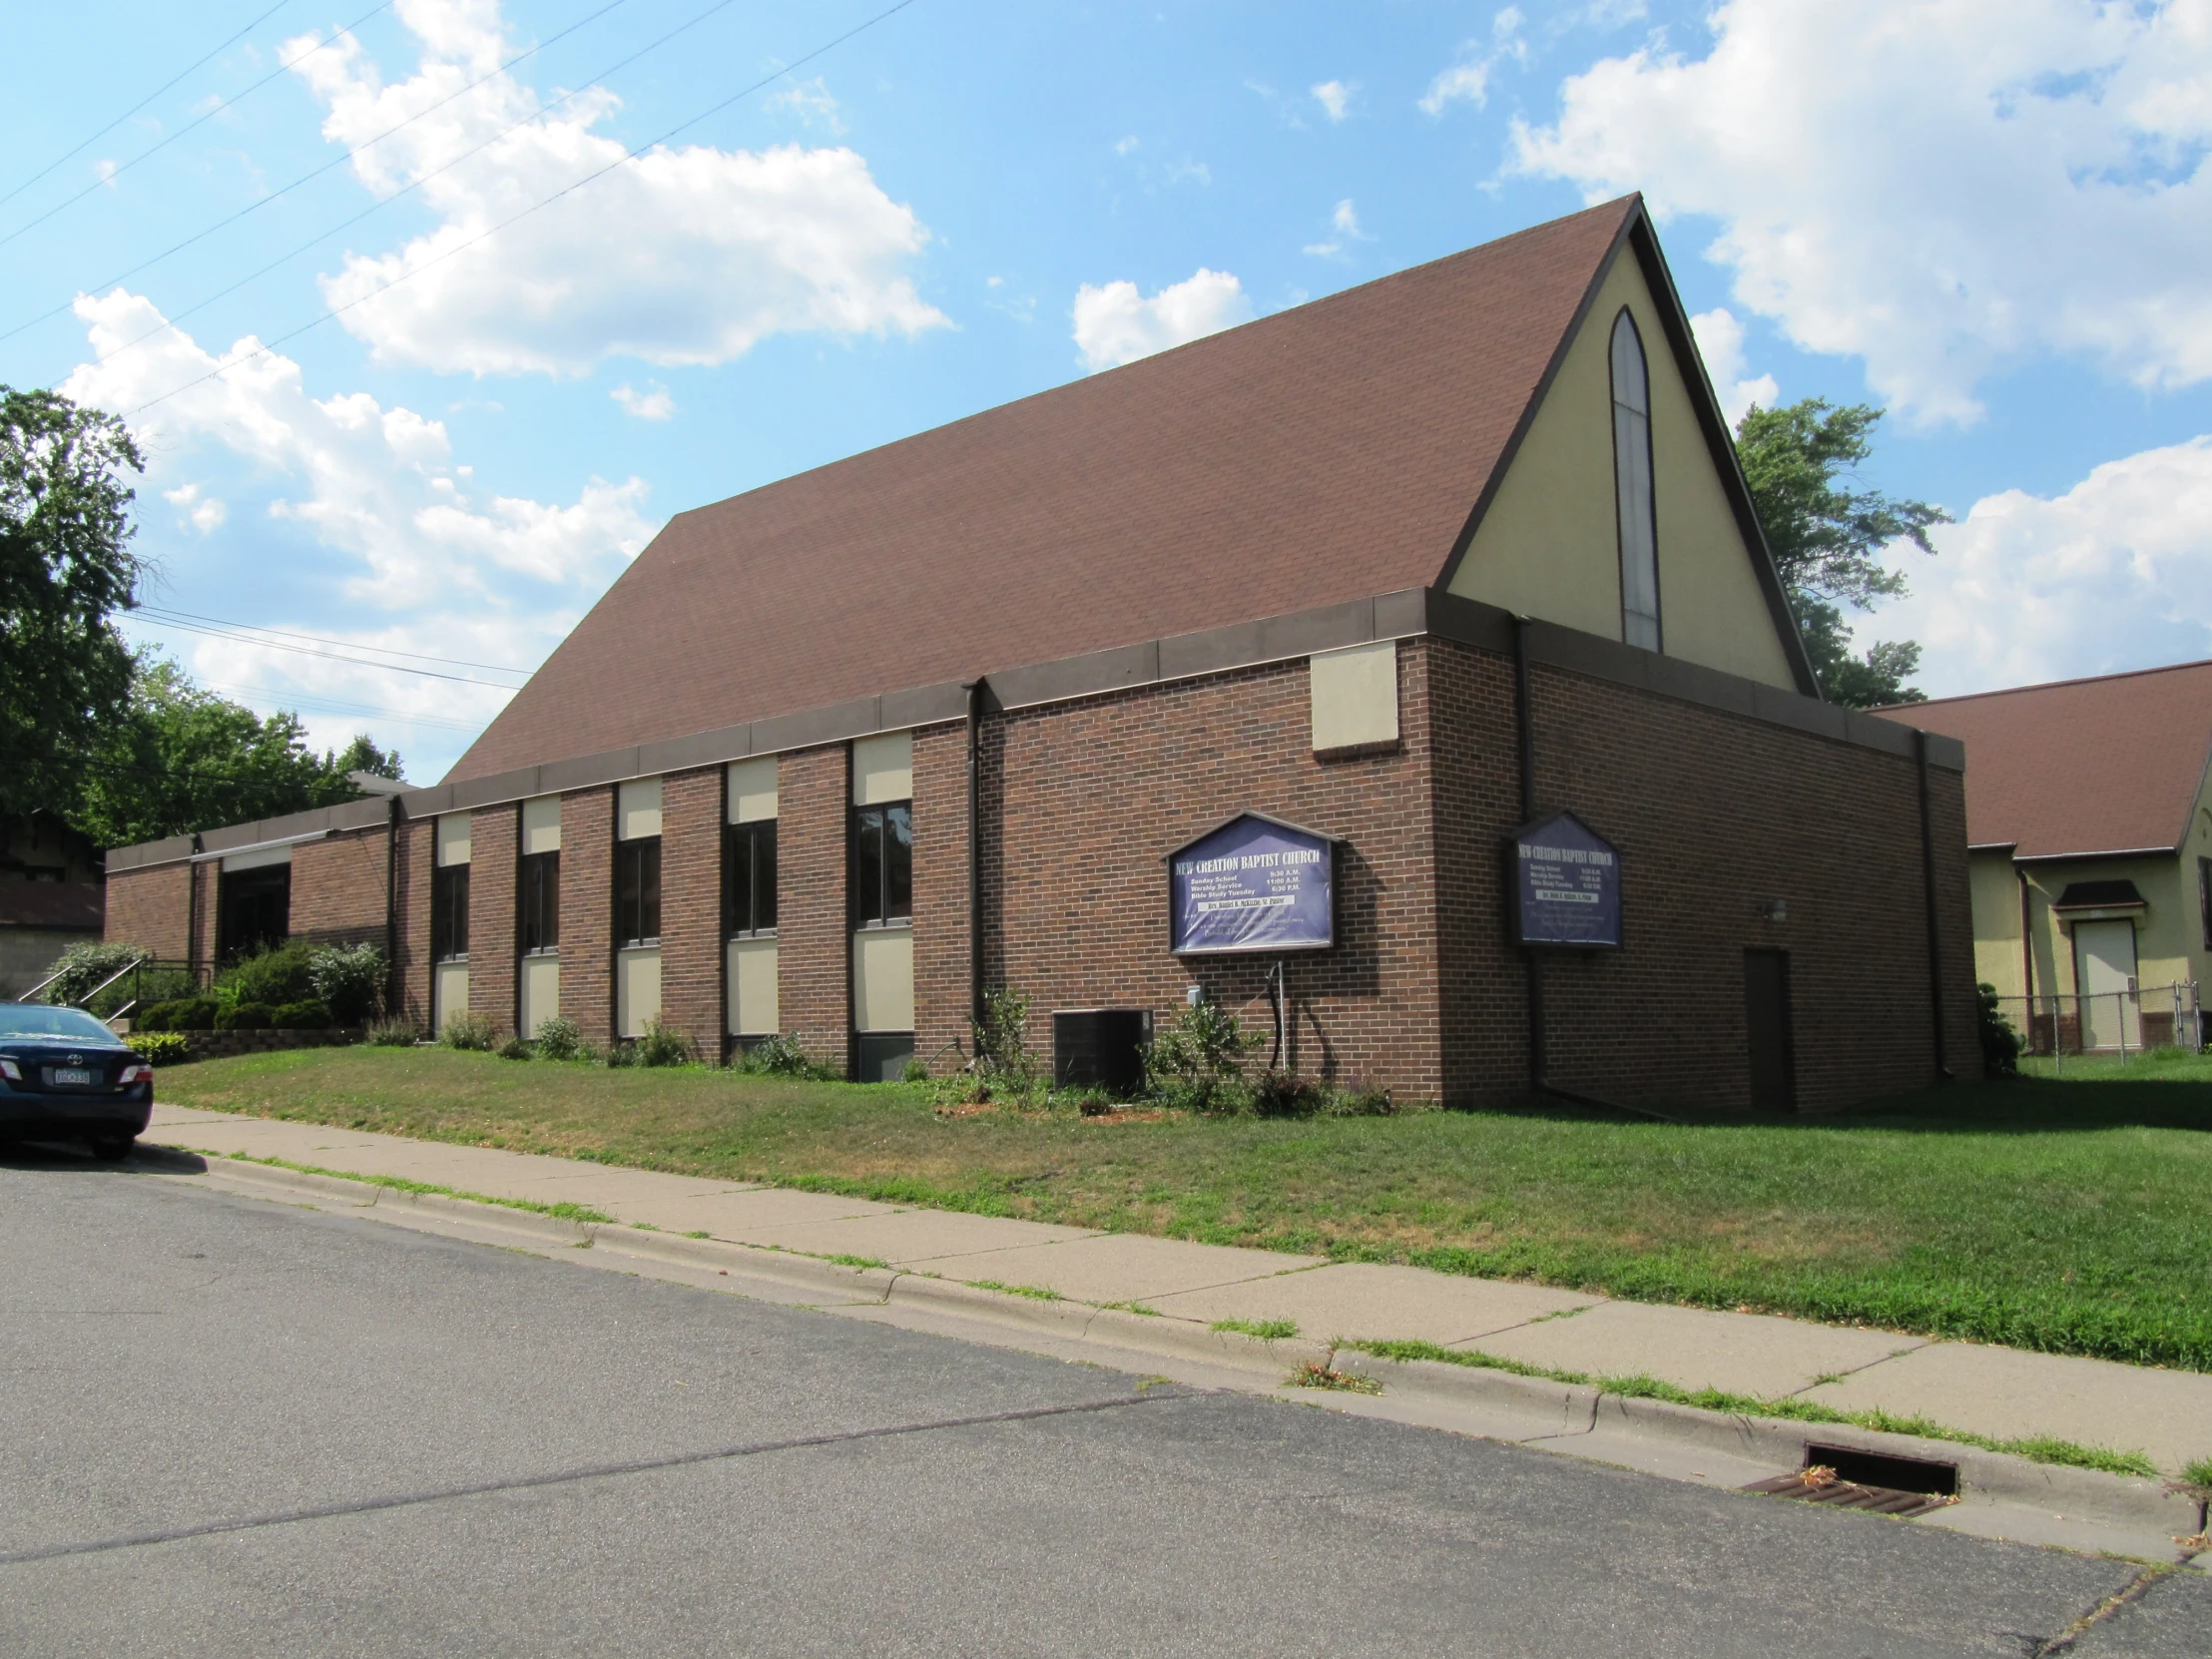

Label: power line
[121,614,529,688]
[196,678,489,733]
[69,0,744,371]
[0,0,298,214]
[0,2,395,256]
[125,0,922,417]
[135,606,532,674]
[0,0,637,348]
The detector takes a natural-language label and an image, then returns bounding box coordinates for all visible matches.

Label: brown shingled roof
[1878,660,2212,857]
[449,198,1655,784]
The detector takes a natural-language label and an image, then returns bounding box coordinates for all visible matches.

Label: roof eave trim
[2011,845,2182,863]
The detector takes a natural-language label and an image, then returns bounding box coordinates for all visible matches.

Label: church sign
[1512,812,1622,948]
[1167,813,1339,955]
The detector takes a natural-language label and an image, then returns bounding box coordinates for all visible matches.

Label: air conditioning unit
[1051,1008,1151,1094]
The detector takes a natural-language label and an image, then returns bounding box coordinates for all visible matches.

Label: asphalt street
[0,1150,2202,1658]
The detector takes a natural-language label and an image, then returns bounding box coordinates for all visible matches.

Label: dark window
[616,837,661,946]
[850,803,911,927]
[2200,858,2211,951]
[519,850,560,953]
[1610,308,1660,652]
[726,820,778,935]
[431,863,470,961]
[218,864,290,962]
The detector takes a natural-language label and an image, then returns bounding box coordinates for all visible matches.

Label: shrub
[36,940,147,1007]
[496,1036,533,1061]
[1250,1068,1328,1119]
[531,1017,584,1061]
[364,1017,419,1047]
[220,940,316,1011]
[902,1057,929,1083]
[307,941,386,1025]
[132,1031,193,1065]
[1978,981,2022,1078]
[739,1031,835,1080]
[603,1038,637,1068]
[138,996,219,1032]
[970,986,1035,1090]
[218,1002,276,1031]
[635,1016,694,1068]
[272,999,333,1030]
[1144,999,1260,1114]
[1325,1076,1396,1117]
[440,1009,496,1051]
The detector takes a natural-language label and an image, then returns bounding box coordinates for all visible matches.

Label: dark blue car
[0,1002,154,1161]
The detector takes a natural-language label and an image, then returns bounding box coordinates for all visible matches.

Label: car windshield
[0,1004,123,1044]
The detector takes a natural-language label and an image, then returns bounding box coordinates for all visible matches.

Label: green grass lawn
[158,1047,2212,1372]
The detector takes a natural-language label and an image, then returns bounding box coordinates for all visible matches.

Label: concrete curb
[1328,1350,2204,1537]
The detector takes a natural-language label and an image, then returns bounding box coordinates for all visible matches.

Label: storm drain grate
[1744,1446,1960,1519]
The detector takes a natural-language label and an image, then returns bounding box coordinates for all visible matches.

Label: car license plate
[51,1067,94,1086]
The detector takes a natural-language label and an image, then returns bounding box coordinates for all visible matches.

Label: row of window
[431,803,911,961]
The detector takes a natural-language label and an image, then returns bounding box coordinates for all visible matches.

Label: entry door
[1744,948,1796,1111]
[2073,919,2138,1050]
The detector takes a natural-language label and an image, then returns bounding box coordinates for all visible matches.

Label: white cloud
[1689,307,1779,425]
[1421,9,1525,115]
[1304,199,1373,259]
[1114,134,1140,156]
[163,482,230,535]
[1071,269,1255,372]
[766,76,844,135]
[1311,80,1355,123]
[610,381,675,420]
[1514,0,2212,423]
[1873,437,2212,697]
[288,0,945,376]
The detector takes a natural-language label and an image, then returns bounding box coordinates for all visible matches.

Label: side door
[2073,919,2138,1050]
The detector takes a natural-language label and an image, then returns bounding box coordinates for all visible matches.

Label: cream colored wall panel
[518,954,560,1037]
[728,936,780,1035]
[222,843,292,873]
[617,946,662,1037]
[433,962,470,1032]
[1449,250,1797,691]
[852,928,914,1032]
[728,756,779,824]
[1310,641,1398,751]
[618,778,663,841]
[521,796,562,855]
[436,813,472,867]
[852,731,913,806]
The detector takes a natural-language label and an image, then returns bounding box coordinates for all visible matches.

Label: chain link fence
[1991,982,2203,1071]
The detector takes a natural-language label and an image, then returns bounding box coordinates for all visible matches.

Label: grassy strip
[966,1279,1061,1301]
[1343,1339,2161,1479]
[218,1151,615,1225]
[1213,1317,1300,1340]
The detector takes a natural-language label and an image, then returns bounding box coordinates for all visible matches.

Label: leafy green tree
[1735,398,1949,707]
[70,653,404,848]
[0,386,144,822]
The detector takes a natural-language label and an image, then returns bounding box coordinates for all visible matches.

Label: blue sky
[5,0,2211,781]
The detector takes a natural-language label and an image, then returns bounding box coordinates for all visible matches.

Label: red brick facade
[559,789,614,1041]
[103,862,193,961]
[912,721,973,1071]
[466,806,518,1040]
[779,747,850,1072]
[288,826,390,951]
[660,770,723,1055]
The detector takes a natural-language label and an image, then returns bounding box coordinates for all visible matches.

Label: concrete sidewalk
[143,1103,2212,1481]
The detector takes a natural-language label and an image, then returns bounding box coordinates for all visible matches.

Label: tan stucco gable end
[1444,225,1805,693]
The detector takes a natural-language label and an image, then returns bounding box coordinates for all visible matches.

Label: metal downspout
[966,681,985,1036]
[384,797,400,1020]
[1916,729,1955,1080]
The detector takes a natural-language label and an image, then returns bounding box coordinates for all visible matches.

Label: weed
[217,1152,614,1225]
[363,1017,418,1047]
[825,1253,889,1270]
[684,1230,712,1240]
[970,986,1037,1091]
[636,1016,695,1068]
[739,1032,837,1080]
[1287,1362,1383,1394]
[440,1010,496,1051]
[495,1036,532,1061]
[969,1279,1061,1301]
[531,1017,584,1061]
[1213,1317,1300,1340]
[1099,1301,1162,1317]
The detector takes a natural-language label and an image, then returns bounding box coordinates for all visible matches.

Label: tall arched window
[1610,308,1660,651]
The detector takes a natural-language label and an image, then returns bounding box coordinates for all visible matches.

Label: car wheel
[89,1135,134,1163]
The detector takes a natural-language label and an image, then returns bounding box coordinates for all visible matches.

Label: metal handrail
[74,956,150,1008]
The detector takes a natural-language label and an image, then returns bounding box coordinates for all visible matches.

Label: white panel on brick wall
[851,731,913,807]
[618,778,663,841]
[728,757,778,824]
[1310,642,1398,752]
[519,954,560,1037]
[221,843,292,873]
[727,936,779,1035]
[852,928,913,1033]
[521,796,561,855]
[436,813,472,866]
[617,946,661,1037]
[434,962,470,1032]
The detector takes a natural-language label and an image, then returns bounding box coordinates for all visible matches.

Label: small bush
[440,1009,496,1051]
[496,1036,533,1061]
[636,1016,694,1068]
[603,1038,637,1068]
[532,1017,583,1061]
[272,999,333,1030]
[132,1031,193,1065]
[902,1057,929,1083]
[970,986,1035,1090]
[364,1017,419,1047]
[138,996,218,1032]
[35,940,147,1006]
[740,1031,835,1079]
[220,939,317,1010]
[307,941,386,1025]
[1145,999,1260,1115]
[1978,981,2022,1078]
[1251,1068,1328,1118]
[218,1002,276,1031]
[1326,1076,1396,1117]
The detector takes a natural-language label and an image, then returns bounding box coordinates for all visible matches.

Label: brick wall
[779,746,849,1075]
[468,805,518,1041]
[192,861,219,973]
[289,826,390,950]
[559,788,614,1041]
[660,767,723,1056]
[394,818,431,1029]
[912,720,972,1071]
[104,863,193,959]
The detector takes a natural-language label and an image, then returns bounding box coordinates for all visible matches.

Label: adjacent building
[2,812,105,996]
[103,197,1981,1108]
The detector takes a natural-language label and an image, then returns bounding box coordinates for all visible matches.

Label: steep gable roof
[1880,660,2212,857]
[449,196,1801,784]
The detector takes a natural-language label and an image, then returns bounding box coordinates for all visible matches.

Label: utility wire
[0,0,298,214]
[0,0,636,347]
[134,606,531,674]
[123,615,528,687]
[196,679,491,732]
[125,0,921,417]
[0,1,395,256]
[73,0,744,371]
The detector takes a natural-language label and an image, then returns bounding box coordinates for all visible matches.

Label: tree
[69,653,405,849]
[0,386,144,823]
[1735,398,1949,708]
